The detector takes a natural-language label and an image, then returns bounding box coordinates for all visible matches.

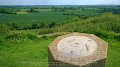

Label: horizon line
[0,4,119,6]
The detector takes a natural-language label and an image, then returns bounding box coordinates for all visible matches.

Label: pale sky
[0,0,120,5]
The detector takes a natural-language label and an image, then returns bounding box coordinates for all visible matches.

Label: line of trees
[7,22,61,30]
[0,8,17,14]
[0,6,120,15]
[0,8,36,14]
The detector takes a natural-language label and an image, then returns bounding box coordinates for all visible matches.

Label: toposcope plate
[57,36,97,57]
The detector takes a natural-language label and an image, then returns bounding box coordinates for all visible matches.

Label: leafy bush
[6,33,27,40]
[114,34,120,41]
[88,12,120,33]
[41,35,48,39]
[0,24,10,35]
[6,33,39,41]
[27,33,38,40]
[38,28,56,35]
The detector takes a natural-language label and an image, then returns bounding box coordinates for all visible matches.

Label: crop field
[0,12,73,24]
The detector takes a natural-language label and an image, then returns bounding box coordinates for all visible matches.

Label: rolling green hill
[0,6,120,67]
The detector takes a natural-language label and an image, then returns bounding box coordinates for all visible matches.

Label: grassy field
[0,35,120,67]
[0,12,73,24]
[0,11,101,24]
[0,5,120,67]
[0,6,106,24]
[0,35,55,67]
[106,39,120,67]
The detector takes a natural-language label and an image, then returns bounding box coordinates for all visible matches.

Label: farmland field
[0,5,120,67]
[0,12,73,24]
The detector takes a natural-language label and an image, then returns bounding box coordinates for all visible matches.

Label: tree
[31,23,39,29]
[29,8,35,12]
[8,22,19,30]
[0,9,6,13]
[39,23,45,28]
[48,22,56,28]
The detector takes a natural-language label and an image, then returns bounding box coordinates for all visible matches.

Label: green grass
[106,39,120,67]
[0,11,73,24]
[0,35,120,67]
[0,9,102,25]
[0,36,55,67]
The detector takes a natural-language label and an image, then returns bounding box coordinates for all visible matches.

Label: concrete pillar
[48,32,108,67]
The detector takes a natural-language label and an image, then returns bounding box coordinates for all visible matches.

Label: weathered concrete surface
[48,32,108,67]
[57,36,97,57]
